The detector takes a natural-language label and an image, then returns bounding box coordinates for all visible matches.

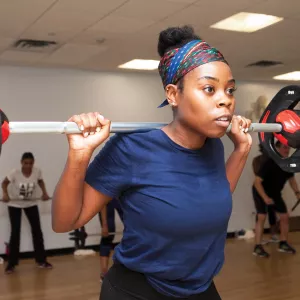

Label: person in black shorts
[98,198,123,282]
[252,141,300,257]
[252,144,279,243]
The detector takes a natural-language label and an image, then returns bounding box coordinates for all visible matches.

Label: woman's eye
[204,86,214,93]
[227,87,237,95]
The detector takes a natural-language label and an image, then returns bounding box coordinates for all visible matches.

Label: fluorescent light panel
[210,12,283,33]
[118,59,159,70]
[273,72,300,81]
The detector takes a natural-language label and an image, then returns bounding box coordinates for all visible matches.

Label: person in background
[252,141,300,257]
[98,198,123,282]
[1,152,53,274]
[252,144,279,244]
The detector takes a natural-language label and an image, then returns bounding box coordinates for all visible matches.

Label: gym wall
[0,65,297,255]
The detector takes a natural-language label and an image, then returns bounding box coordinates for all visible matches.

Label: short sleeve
[85,134,133,198]
[7,169,16,182]
[36,168,43,180]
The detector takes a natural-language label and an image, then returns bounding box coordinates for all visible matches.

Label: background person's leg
[274,197,296,254]
[267,205,279,242]
[24,205,53,268]
[5,206,22,273]
[252,186,270,257]
[99,202,116,280]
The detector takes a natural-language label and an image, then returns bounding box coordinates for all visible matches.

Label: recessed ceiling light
[273,71,300,81]
[210,12,283,33]
[118,59,159,70]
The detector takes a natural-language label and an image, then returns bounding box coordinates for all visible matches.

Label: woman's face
[169,61,236,138]
[21,158,34,172]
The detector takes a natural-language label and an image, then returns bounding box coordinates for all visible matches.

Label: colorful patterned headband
[158,40,228,108]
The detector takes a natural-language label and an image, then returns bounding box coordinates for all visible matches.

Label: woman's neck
[22,168,32,177]
[162,120,207,150]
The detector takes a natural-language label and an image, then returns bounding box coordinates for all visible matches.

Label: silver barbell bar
[8,122,282,134]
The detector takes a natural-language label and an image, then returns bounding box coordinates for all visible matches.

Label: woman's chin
[206,128,227,139]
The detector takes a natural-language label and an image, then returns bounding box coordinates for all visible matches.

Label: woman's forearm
[2,181,9,196]
[38,180,48,195]
[226,147,250,193]
[253,179,269,202]
[52,149,93,232]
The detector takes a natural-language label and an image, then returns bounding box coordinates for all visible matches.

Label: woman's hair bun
[157,25,201,57]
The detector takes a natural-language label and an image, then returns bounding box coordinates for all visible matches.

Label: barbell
[69,226,122,250]
[1,85,300,172]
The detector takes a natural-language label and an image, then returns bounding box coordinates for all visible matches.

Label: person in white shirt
[1,152,53,274]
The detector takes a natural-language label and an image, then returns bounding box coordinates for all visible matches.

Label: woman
[2,152,53,274]
[52,26,252,299]
[98,198,123,282]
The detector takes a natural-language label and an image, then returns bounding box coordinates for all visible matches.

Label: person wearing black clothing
[1,152,53,274]
[252,141,300,257]
[252,145,279,243]
[98,198,123,282]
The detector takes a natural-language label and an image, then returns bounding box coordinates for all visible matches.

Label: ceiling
[0,0,300,82]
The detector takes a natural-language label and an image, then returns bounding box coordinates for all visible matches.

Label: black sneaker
[5,264,15,275]
[253,244,270,258]
[278,241,296,254]
[37,261,53,269]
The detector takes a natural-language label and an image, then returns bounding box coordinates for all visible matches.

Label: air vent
[12,39,58,53]
[246,60,283,67]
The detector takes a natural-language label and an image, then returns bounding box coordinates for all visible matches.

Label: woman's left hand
[42,193,51,201]
[227,115,252,152]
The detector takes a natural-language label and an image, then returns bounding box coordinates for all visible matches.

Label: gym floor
[0,232,300,300]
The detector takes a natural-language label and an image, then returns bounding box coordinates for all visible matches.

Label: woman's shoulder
[95,129,164,163]
[108,129,164,148]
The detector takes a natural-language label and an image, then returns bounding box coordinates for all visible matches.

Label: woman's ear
[165,84,178,107]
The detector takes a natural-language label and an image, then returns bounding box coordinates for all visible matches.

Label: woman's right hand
[264,197,274,205]
[67,112,111,152]
[3,193,10,203]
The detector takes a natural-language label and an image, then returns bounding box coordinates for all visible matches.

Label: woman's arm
[1,177,10,201]
[225,115,252,193]
[253,176,273,205]
[38,179,50,199]
[288,176,300,195]
[52,150,112,233]
[51,112,112,233]
[226,146,250,193]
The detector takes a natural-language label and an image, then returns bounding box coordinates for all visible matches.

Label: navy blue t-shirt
[85,129,232,297]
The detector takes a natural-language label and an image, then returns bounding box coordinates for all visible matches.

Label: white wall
[0,65,298,255]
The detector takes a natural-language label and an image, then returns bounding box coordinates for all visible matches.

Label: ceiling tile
[44,43,107,65]
[0,0,57,38]
[165,0,197,3]
[23,0,128,43]
[0,50,47,63]
[112,0,189,22]
[80,48,128,70]
[88,16,154,34]
[0,37,15,52]
[71,30,124,46]
[186,0,266,26]
[194,0,266,9]
[246,0,300,18]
